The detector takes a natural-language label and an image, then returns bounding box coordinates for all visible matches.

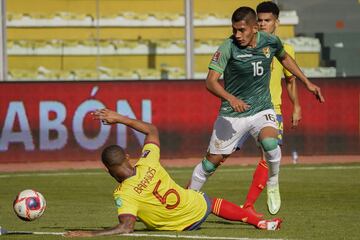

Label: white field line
[3,230,284,240]
[0,165,359,178]
[6,231,64,235]
[123,233,284,240]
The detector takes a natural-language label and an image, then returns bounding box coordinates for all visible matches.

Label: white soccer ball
[13,189,46,221]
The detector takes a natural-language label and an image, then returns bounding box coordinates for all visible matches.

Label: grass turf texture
[0,163,359,240]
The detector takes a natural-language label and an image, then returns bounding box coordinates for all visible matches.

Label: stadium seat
[8,69,37,81]
[9,37,320,56]
[5,0,306,81]
[194,72,209,80]
[162,66,186,80]
[301,67,336,78]
[284,37,321,53]
[37,66,75,81]
[98,66,139,80]
[152,12,181,21]
[71,69,99,81]
[135,68,161,80]
[97,40,116,55]
[6,12,23,21]
[278,11,299,25]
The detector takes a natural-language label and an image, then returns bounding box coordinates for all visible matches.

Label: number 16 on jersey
[251,61,264,76]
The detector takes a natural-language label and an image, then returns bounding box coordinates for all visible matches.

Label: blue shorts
[184,193,212,231]
[276,114,283,145]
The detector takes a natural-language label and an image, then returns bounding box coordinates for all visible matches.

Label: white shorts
[208,109,278,155]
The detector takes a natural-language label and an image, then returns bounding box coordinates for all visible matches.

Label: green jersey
[209,31,285,117]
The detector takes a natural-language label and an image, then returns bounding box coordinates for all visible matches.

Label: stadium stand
[278,0,360,77]
[6,0,334,80]
[316,32,360,77]
[7,69,37,81]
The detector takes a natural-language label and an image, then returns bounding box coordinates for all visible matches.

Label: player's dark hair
[102,145,126,167]
[231,6,257,24]
[256,1,280,18]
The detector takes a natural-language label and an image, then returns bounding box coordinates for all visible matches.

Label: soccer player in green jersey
[241,1,303,218]
[64,108,282,238]
[187,6,324,216]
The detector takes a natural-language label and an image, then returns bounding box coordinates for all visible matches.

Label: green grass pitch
[0,163,359,240]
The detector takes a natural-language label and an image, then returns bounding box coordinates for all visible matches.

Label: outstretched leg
[211,198,282,230]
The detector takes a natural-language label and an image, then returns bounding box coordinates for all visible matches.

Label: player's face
[257,12,278,34]
[232,20,258,47]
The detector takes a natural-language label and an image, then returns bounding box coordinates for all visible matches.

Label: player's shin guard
[244,159,268,206]
[187,158,217,190]
[265,145,282,214]
[211,198,262,226]
[264,146,281,186]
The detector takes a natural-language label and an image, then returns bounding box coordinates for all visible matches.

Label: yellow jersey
[270,42,295,114]
[113,143,208,231]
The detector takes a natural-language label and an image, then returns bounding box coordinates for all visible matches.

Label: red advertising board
[281,78,360,155]
[0,78,359,163]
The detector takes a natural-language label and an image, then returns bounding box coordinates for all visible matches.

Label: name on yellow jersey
[134,167,157,194]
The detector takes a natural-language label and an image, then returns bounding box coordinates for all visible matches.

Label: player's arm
[92,108,159,145]
[64,215,136,237]
[285,76,302,127]
[206,69,250,112]
[277,53,325,103]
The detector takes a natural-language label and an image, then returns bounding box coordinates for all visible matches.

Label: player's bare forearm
[206,70,250,112]
[64,226,130,238]
[206,70,232,100]
[64,216,135,238]
[285,77,302,127]
[93,108,159,145]
[285,76,297,104]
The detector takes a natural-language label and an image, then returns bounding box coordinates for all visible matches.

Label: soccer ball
[13,189,46,221]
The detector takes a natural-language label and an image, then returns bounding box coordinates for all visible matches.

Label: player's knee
[260,137,278,152]
[265,145,281,163]
[202,158,218,174]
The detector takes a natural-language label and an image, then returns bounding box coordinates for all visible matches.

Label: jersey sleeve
[283,43,295,78]
[208,39,232,74]
[137,142,160,166]
[273,35,286,59]
[114,193,138,217]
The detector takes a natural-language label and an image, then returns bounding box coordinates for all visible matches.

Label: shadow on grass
[205,220,247,225]
[59,220,253,232]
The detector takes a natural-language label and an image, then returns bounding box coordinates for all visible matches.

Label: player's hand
[306,82,325,103]
[63,231,94,237]
[291,105,302,128]
[228,97,250,112]
[92,108,125,125]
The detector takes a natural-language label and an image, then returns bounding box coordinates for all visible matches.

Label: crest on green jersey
[262,47,271,58]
